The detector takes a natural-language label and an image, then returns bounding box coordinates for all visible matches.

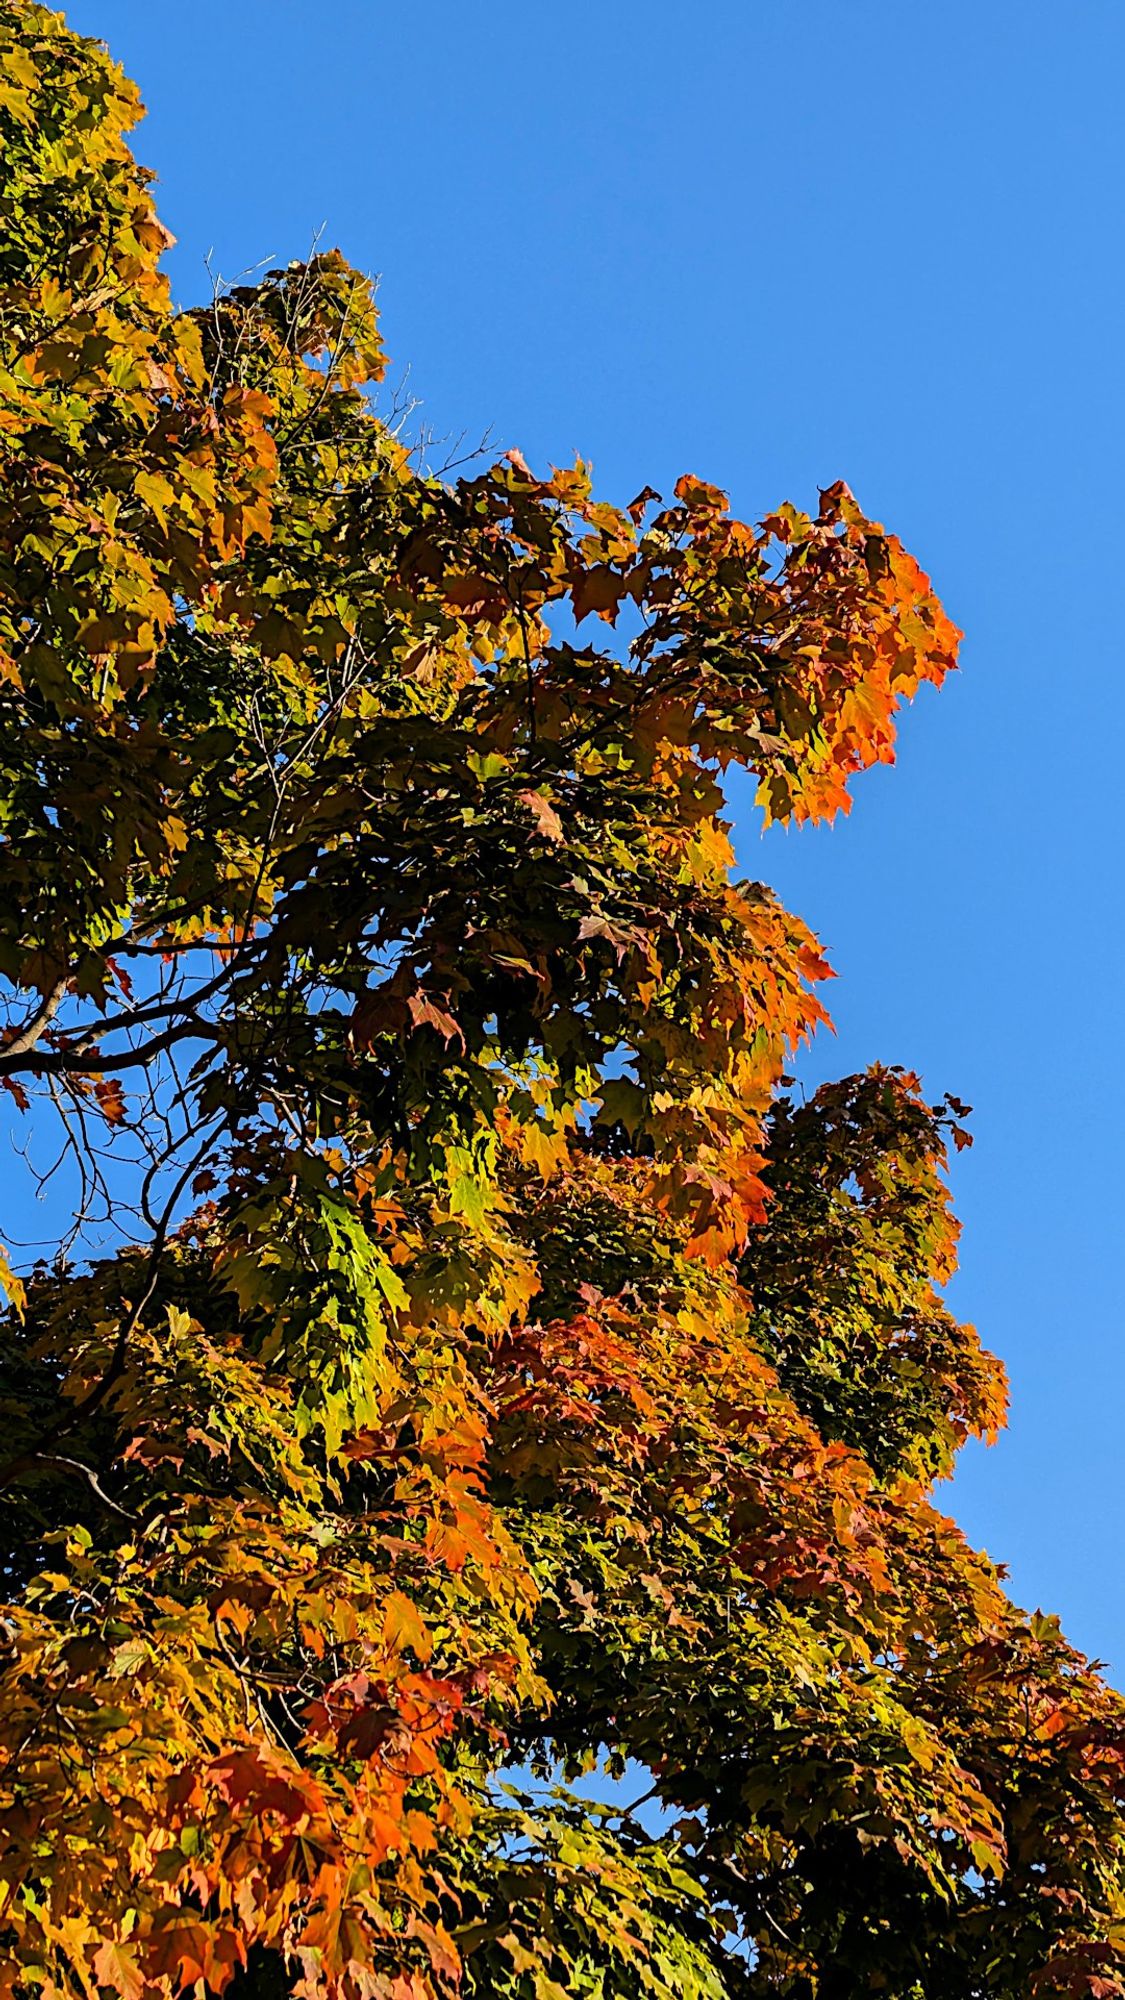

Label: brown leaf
[571,563,625,624]
[443,573,508,621]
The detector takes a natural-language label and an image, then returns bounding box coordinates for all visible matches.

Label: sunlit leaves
[1,5,1123,1998]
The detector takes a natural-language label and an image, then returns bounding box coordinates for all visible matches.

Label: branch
[45,954,251,1050]
[2,979,67,1059]
[0,1017,220,1079]
[30,1454,137,1522]
[0,1127,220,1491]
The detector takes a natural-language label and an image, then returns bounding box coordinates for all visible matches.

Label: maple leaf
[571,563,625,624]
[91,1941,146,2000]
[406,989,464,1046]
[627,484,661,525]
[518,789,565,844]
[210,1747,324,1823]
[94,1076,126,1125]
[443,572,508,621]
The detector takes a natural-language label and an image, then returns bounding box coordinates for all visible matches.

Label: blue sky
[63,1,1125,1673]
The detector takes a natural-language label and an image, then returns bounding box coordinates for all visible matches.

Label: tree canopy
[2,6,1124,1997]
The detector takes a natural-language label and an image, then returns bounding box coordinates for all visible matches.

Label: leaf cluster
[1,8,1122,1999]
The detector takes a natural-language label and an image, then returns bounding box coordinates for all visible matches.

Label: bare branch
[3,979,68,1059]
[0,1017,221,1080]
[30,1455,136,1522]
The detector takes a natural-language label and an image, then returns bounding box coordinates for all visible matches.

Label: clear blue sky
[63,1,1125,1674]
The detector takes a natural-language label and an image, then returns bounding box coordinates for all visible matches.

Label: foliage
[2,6,1124,1996]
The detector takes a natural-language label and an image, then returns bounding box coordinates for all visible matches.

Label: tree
[1,5,1123,1996]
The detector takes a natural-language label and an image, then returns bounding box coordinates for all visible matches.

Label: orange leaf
[91,1941,146,2000]
[406,991,464,1047]
[94,1076,127,1125]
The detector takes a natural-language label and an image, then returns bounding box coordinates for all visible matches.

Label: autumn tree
[2,6,1124,1997]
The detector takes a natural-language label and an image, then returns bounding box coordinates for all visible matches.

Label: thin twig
[30,1455,136,1522]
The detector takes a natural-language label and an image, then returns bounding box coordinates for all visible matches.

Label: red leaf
[209,1747,324,1823]
[106,956,134,1002]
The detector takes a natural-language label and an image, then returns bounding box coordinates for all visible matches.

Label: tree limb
[2,978,68,1059]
